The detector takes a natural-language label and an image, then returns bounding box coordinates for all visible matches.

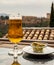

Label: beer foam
[9,16,22,20]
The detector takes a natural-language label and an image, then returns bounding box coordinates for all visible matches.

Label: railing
[0,27,54,47]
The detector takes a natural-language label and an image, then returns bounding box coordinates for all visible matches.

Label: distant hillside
[0,15,50,27]
[22,16,49,27]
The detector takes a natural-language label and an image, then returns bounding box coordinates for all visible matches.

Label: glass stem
[14,56,18,62]
[13,44,18,59]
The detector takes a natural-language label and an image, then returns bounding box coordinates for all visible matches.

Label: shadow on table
[23,53,54,64]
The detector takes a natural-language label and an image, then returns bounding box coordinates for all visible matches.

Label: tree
[0,32,3,37]
[50,2,54,27]
[0,15,9,20]
[5,16,9,20]
[0,16,5,20]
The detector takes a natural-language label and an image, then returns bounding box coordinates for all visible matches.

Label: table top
[0,46,54,65]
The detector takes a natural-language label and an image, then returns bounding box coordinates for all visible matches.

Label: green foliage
[0,16,9,20]
[5,16,9,20]
[50,2,54,27]
[39,21,49,27]
[0,16,5,20]
[22,21,49,27]
[0,32,3,37]
[0,23,8,37]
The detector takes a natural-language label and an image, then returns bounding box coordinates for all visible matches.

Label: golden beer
[11,60,20,65]
[8,19,23,43]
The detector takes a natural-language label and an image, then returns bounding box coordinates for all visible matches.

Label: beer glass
[8,13,23,58]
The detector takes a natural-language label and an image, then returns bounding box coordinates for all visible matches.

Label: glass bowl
[31,42,47,53]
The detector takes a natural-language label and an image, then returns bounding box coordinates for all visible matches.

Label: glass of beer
[8,13,23,58]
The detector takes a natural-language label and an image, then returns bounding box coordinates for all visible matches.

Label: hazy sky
[0,0,54,17]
